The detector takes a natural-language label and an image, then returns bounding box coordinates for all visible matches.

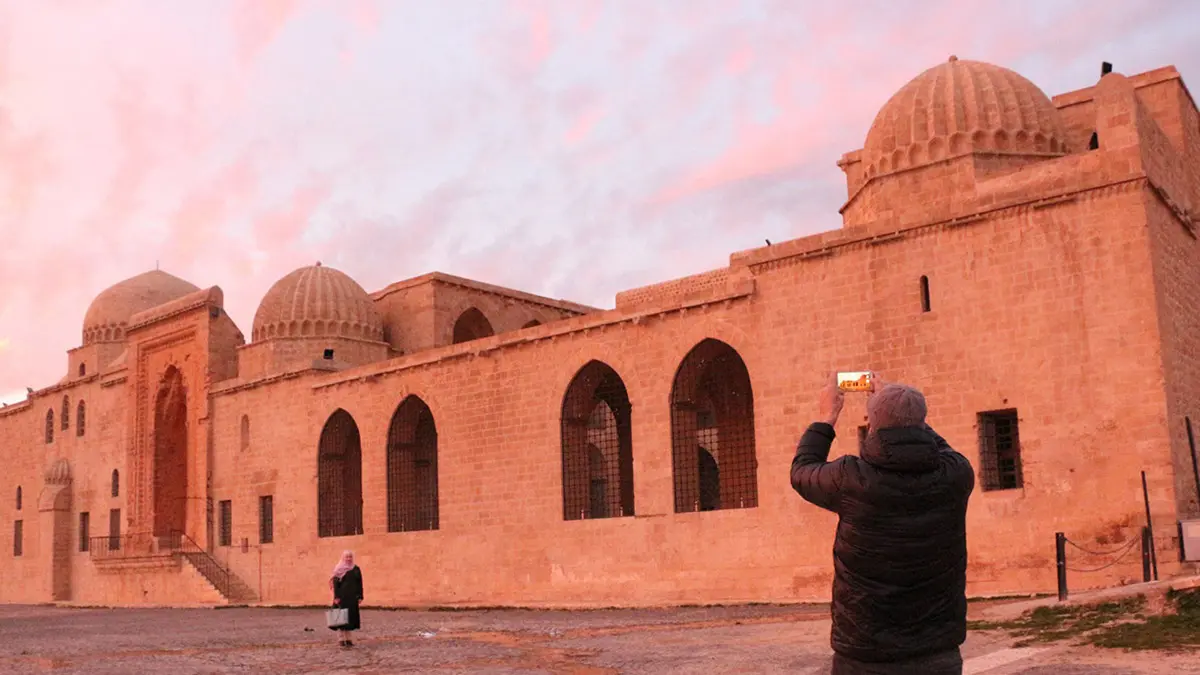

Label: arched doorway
[153,366,189,537]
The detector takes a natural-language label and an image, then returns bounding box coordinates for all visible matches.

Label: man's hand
[818,373,845,427]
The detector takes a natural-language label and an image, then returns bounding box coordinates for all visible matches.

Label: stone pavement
[0,604,1197,674]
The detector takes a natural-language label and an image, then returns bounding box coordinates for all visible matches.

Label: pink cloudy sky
[1,0,1198,402]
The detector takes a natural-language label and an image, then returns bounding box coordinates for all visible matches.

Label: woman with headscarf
[329,550,364,648]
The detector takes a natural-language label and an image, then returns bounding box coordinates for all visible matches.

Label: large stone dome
[252,263,384,343]
[83,270,201,345]
[861,56,1071,178]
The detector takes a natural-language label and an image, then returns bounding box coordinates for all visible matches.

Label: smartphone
[837,371,874,392]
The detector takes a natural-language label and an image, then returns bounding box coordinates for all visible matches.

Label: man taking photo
[791,374,975,674]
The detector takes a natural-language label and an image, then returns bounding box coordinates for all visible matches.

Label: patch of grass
[971,589,1200,651]
[968,596,1148,647]
[1086,588,1200,651]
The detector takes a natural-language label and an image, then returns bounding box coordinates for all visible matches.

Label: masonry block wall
[2,59,1198,608]
[1137,74,1200,524]
[372,274,595,356]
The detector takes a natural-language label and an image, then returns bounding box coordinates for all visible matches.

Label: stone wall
[2,62,1197,608]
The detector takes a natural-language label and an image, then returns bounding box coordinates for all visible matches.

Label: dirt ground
[0,603,1197,674]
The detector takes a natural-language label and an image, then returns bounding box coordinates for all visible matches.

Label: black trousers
[830,647,962,675]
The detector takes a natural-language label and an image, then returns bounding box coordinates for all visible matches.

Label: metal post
[1186,418,1200,517]
[1142,526,1152,583]
[1142,471,1159,580]
[1056,532,1068,601]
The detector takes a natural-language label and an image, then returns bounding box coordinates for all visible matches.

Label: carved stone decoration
[44,457,72,486]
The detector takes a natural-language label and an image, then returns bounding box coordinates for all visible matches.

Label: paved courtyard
[0,603,1197,674]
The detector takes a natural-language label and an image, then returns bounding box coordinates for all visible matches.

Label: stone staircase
[172,531,258,604]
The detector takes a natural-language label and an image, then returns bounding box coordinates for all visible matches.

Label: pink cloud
[166,153,260,262]
[252,177,334,247]
[564,106,604,145]
[348,0,382,34]
[0,121,55,224]
[231,0,302,66]
[0,0,1198,400]
[575,0,605,34]
[522,4,553,71]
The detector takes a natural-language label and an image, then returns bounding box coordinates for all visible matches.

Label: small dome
[83,270,201,345]
[252,263,384,342]
[862,57,1070,178]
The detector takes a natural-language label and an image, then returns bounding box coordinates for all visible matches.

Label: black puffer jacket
[790,423,975,664]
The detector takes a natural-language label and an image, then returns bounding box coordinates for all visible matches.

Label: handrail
[86,530,250,601]
[170,529,232,599]
[87,532,173,561]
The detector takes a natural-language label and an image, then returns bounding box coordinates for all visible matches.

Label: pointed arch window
[76,400,86,437]
[560,361,635,520]
[317,409,364,538]
[240,415,250,452]
[669,339,758,513]
[386,396,440,532]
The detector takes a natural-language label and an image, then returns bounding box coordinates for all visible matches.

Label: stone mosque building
[3,57,1199,607]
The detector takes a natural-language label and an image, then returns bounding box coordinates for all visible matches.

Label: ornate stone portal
[152,367,188,539]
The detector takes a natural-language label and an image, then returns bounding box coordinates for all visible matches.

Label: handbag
[326,607,350,629]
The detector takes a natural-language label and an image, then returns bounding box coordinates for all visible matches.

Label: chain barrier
[1055,528,1152,601]
[1063,536,1140,573]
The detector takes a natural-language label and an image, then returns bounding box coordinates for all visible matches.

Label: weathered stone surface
[2,58,1199,609]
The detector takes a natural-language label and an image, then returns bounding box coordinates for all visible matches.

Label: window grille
[79,512,90,552]
[61,396,70,431]
[920,276,931,312]
[259,495,274,544]
[669,339,758,513]
[76,400,86,437]
[218,500,232,546]
[45,410,54,444]
[317,409,364,538]
[386,396,439,532]
[979,409,1023,490]
[111,470,119,498]
[560,361,634,520]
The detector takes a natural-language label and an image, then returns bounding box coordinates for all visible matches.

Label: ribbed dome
[45,458,72,485]
[83,270,201,345]
[252,263,384,343]
[862,56,1070,178]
